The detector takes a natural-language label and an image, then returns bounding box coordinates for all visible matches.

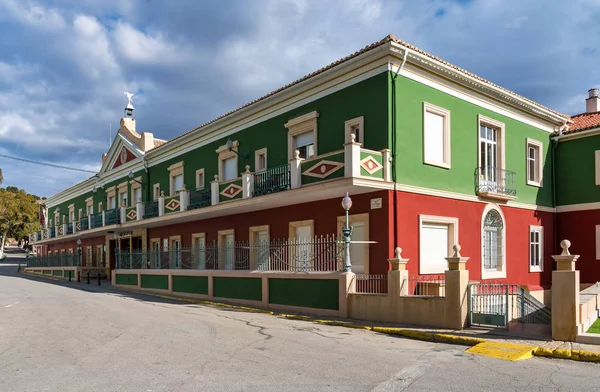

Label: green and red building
[30,34,584,296]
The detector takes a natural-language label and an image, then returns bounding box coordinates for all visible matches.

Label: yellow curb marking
[466,341,537,361]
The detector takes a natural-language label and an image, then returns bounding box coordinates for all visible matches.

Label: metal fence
[79,216,89,231]
[475,166,517,197]
[404,274,446,297]
[188,189,212,211]
[105,208,121,225]
[253,164,291,197]
[116,235,345,271]
[91,213,103,228]
[27,254,77,267]
[143,201,159,219]
[353,274,388,294]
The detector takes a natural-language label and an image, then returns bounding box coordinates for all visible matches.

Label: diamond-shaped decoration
[360,156,383,175]
[127,209,137,220]
[302,160,344,179]
[58,227,64,235]
[220,183,243,199]
[166,199,181,211]
[76,223,81,231]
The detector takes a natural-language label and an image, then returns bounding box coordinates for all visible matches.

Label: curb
[27,279,600,363]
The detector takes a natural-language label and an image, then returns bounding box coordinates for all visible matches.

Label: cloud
[1,0,600,198]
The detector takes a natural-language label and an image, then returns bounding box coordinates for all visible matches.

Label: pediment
[98,133,144,175]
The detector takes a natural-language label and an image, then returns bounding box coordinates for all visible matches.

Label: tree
[0,168,3,185]
[0,188,40,256]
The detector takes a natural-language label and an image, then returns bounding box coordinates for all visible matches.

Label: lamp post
[76,239,82,267]
[226,138,248,159]
[341,192,353,273]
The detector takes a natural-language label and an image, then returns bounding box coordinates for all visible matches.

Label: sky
[0,0,599,197]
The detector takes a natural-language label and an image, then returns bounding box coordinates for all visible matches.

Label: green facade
[140,275,168,290]
[555,134,600,205]
[115,273,138,286]
[172,275,209,295]
[392,74,554,207]
[213,277,262,301]
[268,278,339,310]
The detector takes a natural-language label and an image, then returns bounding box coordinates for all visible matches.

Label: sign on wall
[370,198,382,209]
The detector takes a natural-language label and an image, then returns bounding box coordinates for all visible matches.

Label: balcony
[187,189,211,211]
[31,140,392,244]
[475,166,517,200]
[253,164,291,197]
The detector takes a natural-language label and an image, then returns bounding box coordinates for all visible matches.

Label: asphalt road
[1,247,600,392]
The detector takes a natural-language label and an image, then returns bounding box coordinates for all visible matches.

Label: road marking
[466,341,537,361]
[5,305,13,308]
[371,357,432,391]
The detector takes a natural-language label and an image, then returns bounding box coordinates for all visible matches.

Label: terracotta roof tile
[153,34,569,151]
[558,111,600,135]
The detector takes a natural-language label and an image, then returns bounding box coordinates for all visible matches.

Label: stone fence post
[551,239,580,341]
[445,244,470,329]
[388,247,409,296]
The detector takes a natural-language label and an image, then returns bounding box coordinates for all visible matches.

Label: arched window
[483,209,504,271]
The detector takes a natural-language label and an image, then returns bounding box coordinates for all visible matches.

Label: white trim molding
[526,138,544,187]
[168,161,185,196]
[195,168,205,190]
[529,225,544,273]
[595,150,600,186]
[422,102,451,169]
[344,116,364,146]
[481,203,507,280]
[418,214,459,275]
[286,111,319,161]
[255,148,267,172]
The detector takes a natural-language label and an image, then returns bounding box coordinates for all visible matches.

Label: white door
[295,225,312,270]
[195,236,206,269]
[349,222,366,274]
[256,231,269,270]
[224,234,234,269]
[420,223,449,274]
[171,240,181,268]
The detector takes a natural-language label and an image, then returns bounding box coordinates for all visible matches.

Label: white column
[62,223,67,236]
[102,211,106,227]
[88,215,92,230]
[179,184,190,212]
[382,148,391,182]
[242,165,254,199]
[344,133,361,178]
[120,203,127,223]
[136,200,144,221]
[211,175,220,206]
[158,192,165,216]
[72,220,77,234]
[289,151,302,189]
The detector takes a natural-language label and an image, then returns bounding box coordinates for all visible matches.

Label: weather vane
[124,91,135,110]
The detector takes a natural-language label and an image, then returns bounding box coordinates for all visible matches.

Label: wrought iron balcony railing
[91,212,103,228]
[79,216,89,231]
[66,223,73,235]
[143,201,159,219]
[49,227,55,238]
[105,208,121,225]
[187,189,212,211]
[475,166,517,198]
[253,164,291,197]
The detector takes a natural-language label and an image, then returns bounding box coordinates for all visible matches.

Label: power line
[0,153,97,174]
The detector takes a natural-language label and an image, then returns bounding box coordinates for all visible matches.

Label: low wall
[24,267,78,280]
[112,269,352,318]
[579,283,600,332]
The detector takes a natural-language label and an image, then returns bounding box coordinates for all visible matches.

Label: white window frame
[345,116,364,145]
[218,229,235,269]
[423,103,451,169]
[418,215,458,275]
[216,142,239,181]
[481,204,507,279]
[255,148,267,172]
[595,151,600,186]
[169,235,182,269]
[153,183,161,200]
[168,161,184,196]
[117,181,128,207]
[249,225,270,270]
[192,232,206,269]
[285,111,319,160]
[478,115,506,174]
[86,197,94,216]
[106,186,116,210]
[529,225,543,272]
[68,204,75,223]
[97,202,103,213]
[526,138,543,187]
[119,190,128,208]
[130,176,142,203]
[195,168,205,190]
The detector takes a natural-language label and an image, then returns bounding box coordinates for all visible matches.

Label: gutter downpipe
[391,47,409,256]
[551,120,568,256]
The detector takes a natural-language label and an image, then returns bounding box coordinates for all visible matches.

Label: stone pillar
[338,271,355,318]
[102,211,106,227]
[445,244,470,330]
[136,199,144,221]
[388,247,409,296]
[211,175,220,206]
[344,133,361,178]
[158,191,166,216]
[120,203,127,223]
[88,215,92,230]
[179,184,190,212]
[242,165,254,199]
[381,149,391,182]
[289,151,302,189]
[551,239,580,341]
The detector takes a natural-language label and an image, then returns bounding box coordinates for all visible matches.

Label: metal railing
[79,216,89,231]
[404,274,446,297]
[187,189,212,211]
[475,166,517,197]
[49,227,55,238]
[91,212,103,228]
[253,164,291,197]
[27,254,77,267]
[105,208,120,225]
[66,223,73,235]
[353,274,388,294]
[116,235,344,271]
[143,201,159,219]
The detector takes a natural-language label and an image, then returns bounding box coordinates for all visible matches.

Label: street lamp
[128,170,143,185]
[76,239,82,267]
[226,138,248,159]
[341,192,353,273]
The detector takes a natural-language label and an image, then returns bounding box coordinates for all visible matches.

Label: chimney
[586,88,600,113]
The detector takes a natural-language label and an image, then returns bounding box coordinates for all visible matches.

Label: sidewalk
[21,270,600,362]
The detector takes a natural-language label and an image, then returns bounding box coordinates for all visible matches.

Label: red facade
[557,210,600,284]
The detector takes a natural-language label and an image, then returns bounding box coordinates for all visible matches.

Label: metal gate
[469,283,552,329]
